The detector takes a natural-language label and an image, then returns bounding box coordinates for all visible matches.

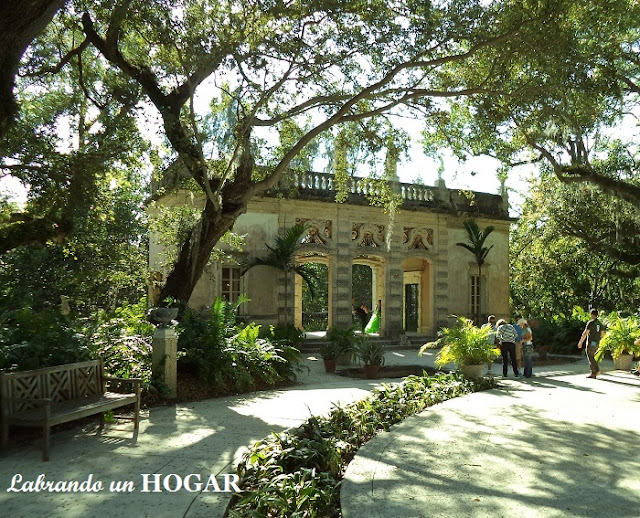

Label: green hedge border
[226,372,497,517]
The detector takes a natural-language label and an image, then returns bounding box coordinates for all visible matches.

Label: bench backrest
[0,360,105,414]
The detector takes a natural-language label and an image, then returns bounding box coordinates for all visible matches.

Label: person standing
[578,309,604,378]
[497,319,521,378]
[520,319,534,378]
[514,316,524,370]
[483,315,498,372]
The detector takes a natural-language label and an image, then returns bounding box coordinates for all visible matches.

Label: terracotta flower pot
[323,359,337,373]
[363,365,380,379]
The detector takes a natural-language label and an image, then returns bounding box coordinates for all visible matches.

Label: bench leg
[1,421,8,457]
[99,412,105,429]
[42,424,50,462]
[133,396,140,430]
[42,404,51,461]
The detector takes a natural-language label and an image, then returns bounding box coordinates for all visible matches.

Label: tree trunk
[0,0,65,139]
[159,196,245,303]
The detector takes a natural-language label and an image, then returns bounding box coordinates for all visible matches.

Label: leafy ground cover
[226,372,497,517]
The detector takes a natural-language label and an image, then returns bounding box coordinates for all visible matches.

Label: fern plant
[594,314,640,361]
[432,316,500,367]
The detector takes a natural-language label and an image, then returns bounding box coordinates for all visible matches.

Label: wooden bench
[0,359,141,461]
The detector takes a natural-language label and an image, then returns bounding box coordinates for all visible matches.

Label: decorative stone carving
[403,227,434,250]
[296,218,332,245]
[352,223,385,247]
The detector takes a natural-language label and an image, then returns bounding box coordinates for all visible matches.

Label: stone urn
[459,364,485,379]
[613,353,633,371]
[148,307,179,327]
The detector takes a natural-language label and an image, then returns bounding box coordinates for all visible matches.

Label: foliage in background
[352,264,373,311]
[301,262,328,331]
[0,168,148,316]
[0,307,91,371]
[88,298,154,383]
[228,372,497,517]
[511,174,639,317]
[177,297,301,394]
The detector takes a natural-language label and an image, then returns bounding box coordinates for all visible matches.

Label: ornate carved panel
[352,223,385,248]
[296,218,332,245]
[403,227,434,250]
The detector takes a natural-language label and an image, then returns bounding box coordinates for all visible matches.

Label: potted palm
[594,314,640,371]
[427,316,500,378]
[319,341,340,373]
[353,336,385,378]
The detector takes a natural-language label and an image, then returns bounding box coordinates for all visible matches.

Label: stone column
[434,220,451,329]
[152,326,178,398]
[330,219,354,329]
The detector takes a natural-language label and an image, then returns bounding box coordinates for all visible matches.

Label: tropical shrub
[0,307,91,371]
[424,316,500,368]
[595,313,640,361]
[88,298,154,383]
[177,297,301,393]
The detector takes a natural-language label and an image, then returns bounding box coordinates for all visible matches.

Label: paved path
[342,364,640,518]
[1,350,638,518]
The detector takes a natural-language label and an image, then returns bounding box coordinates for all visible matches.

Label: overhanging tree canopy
[5,0,633,305]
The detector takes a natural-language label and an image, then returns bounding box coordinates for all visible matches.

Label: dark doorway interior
[405,283,419,332]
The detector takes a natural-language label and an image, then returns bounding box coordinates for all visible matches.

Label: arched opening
[403,257,433,335]
[301,262,328,331]
[352,256,385,334]
[294,254,330,332]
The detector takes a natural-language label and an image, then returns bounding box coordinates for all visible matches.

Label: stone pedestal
[152,326,178,398]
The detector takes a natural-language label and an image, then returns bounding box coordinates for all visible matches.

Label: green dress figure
[365,301,381,333]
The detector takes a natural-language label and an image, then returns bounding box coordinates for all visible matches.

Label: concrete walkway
[342,362,640,518]
[1,350,638,517]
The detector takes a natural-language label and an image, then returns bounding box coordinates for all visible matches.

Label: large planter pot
[323,359,337,373]
[459,364,485,379]
[613,353,633,371]
[337,350,352,366]
[363,365,380,379]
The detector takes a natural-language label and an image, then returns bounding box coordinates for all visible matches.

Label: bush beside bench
[0,359,141,461]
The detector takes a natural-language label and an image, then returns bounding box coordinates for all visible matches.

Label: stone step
[298,334,434,353]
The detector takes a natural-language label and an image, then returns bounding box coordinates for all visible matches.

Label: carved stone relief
[352,223,385,248]
[403,227,434,250]
[296,218,332,245]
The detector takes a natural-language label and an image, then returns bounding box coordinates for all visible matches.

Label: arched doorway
[352,255,385,334]
[294,254,330,331]
[403,257,433,334]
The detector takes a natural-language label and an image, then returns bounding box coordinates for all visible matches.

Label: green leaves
[230,371,497,516]
[432,316,500,367]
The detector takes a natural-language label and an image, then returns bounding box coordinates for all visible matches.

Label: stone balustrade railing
[284,171,435,203]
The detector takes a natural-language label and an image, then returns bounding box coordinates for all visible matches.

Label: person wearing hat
[519,318,534,378]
